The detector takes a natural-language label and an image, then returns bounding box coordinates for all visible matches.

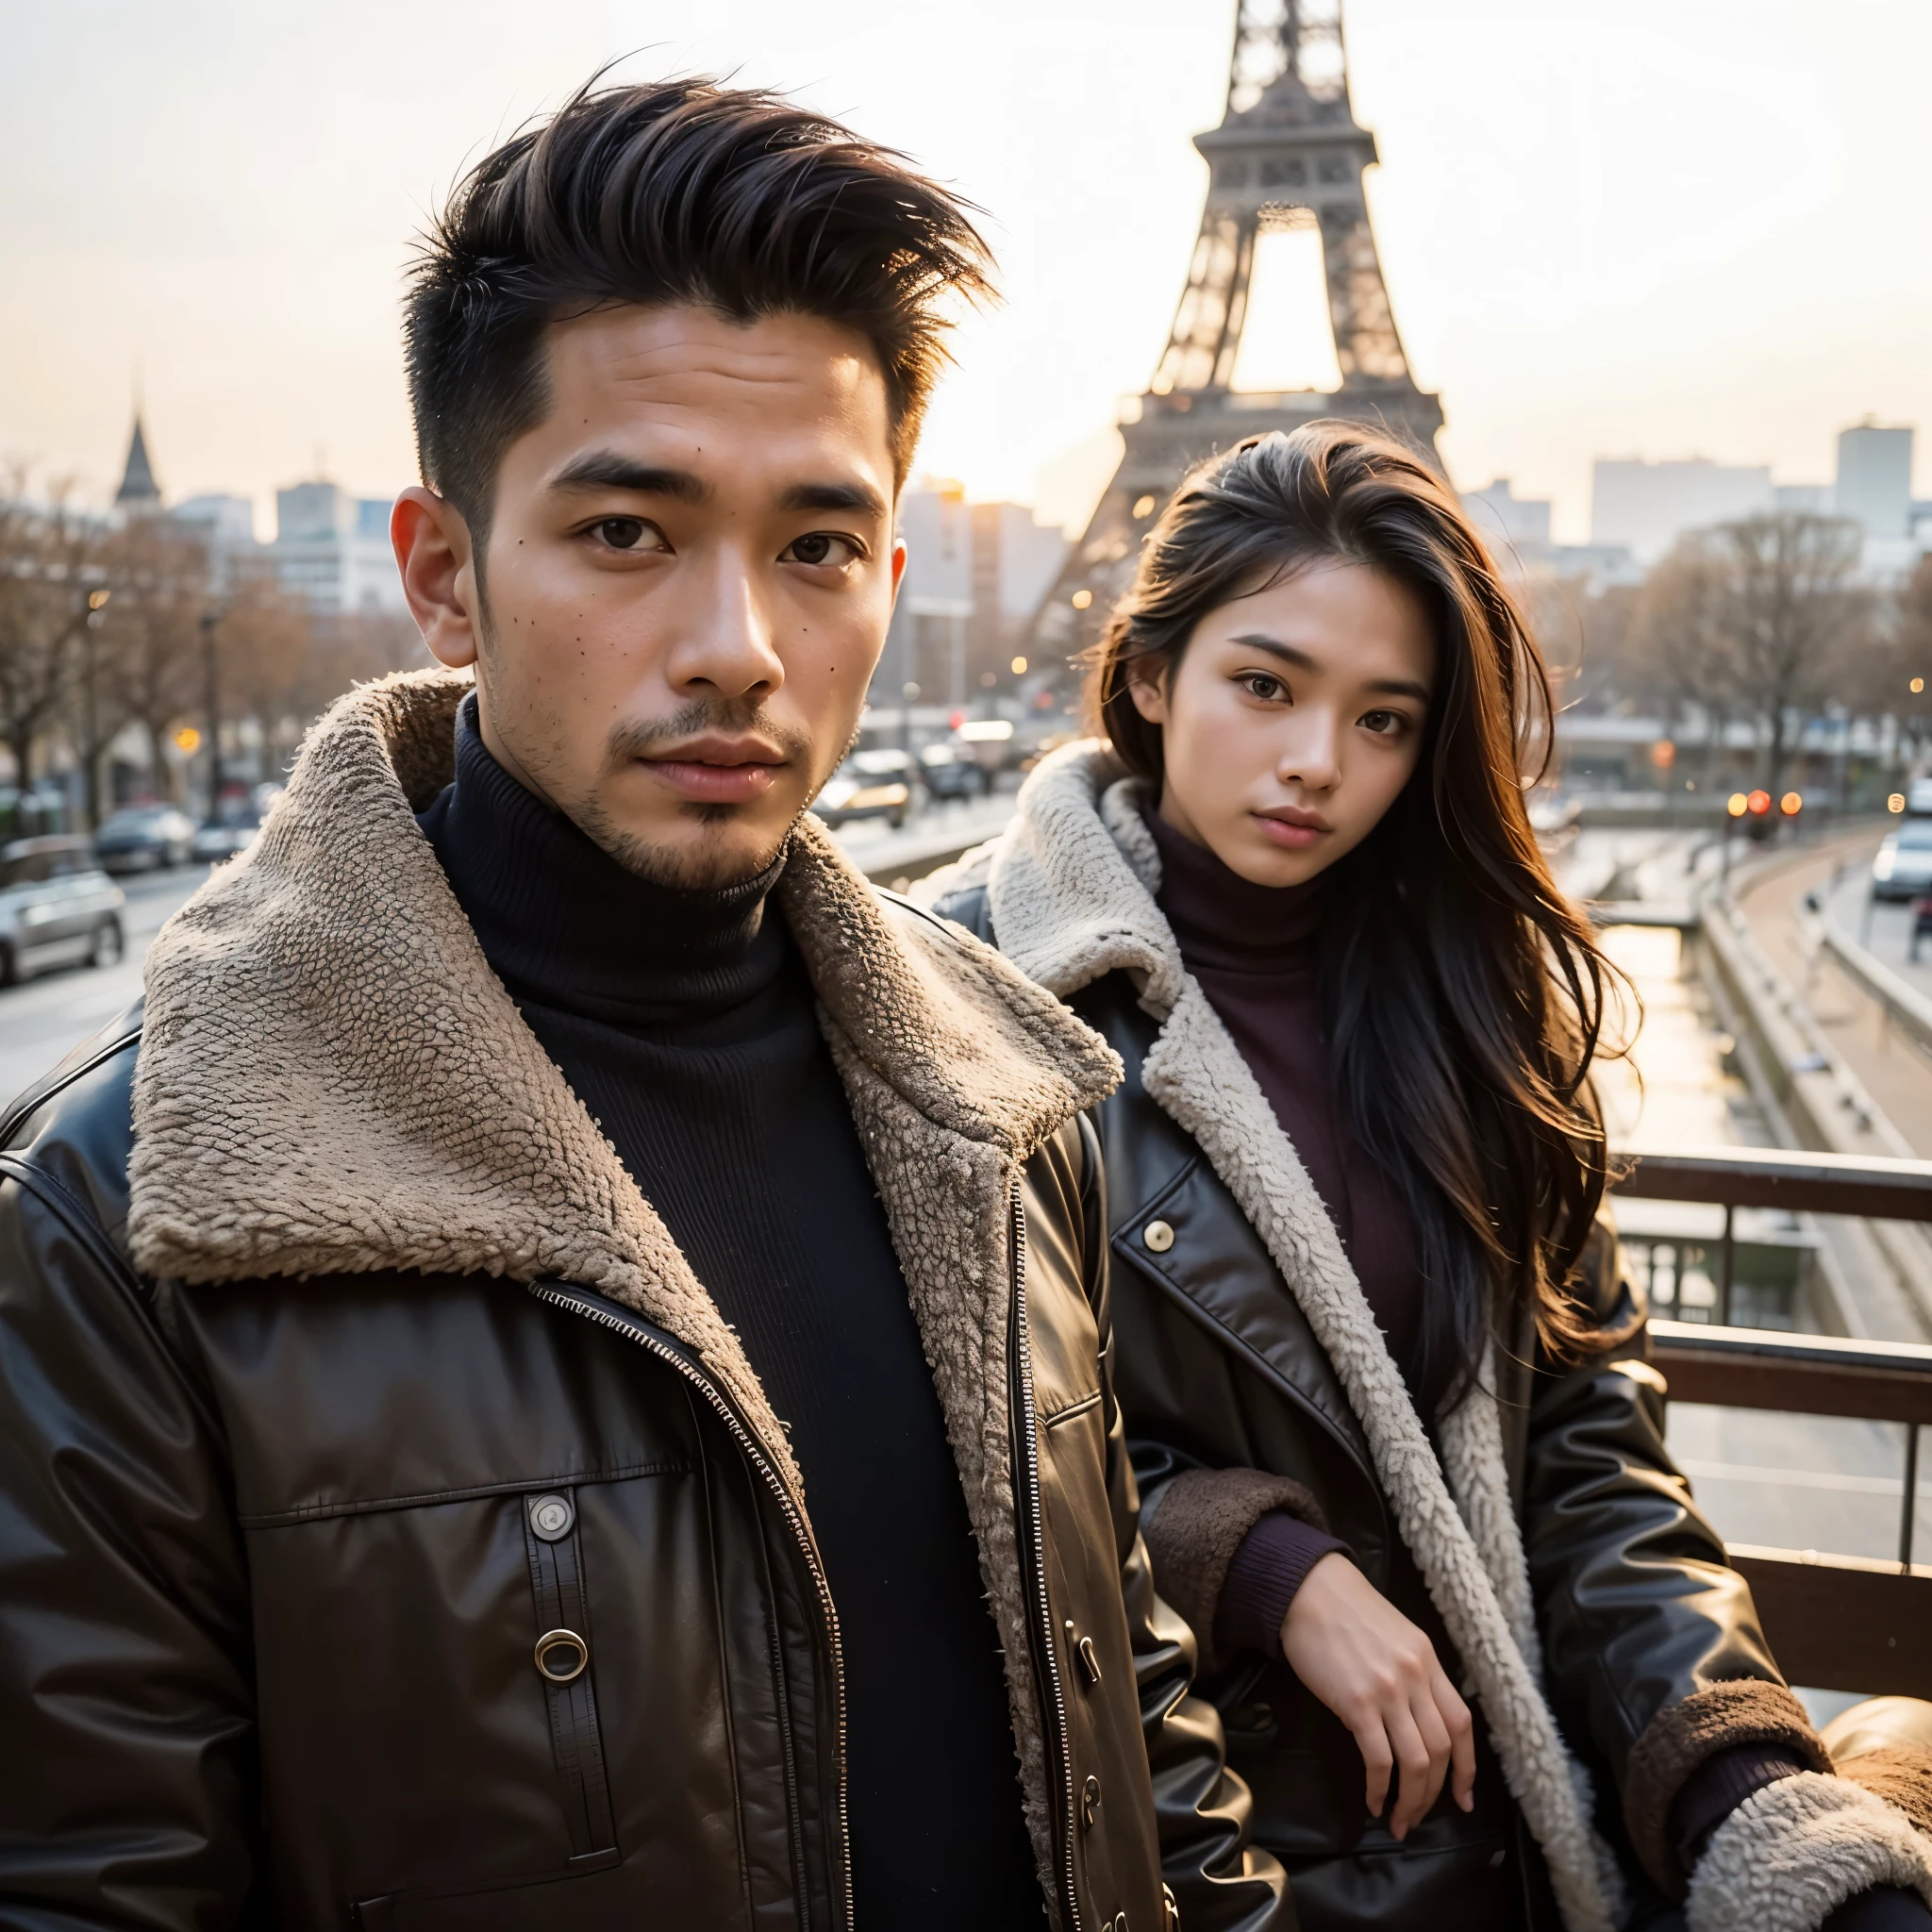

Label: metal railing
[1611,1148,1932,1695]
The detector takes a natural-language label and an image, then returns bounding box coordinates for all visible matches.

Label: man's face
[399,304,903,888]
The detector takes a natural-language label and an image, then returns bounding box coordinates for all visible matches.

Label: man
[0,79,1288,1931]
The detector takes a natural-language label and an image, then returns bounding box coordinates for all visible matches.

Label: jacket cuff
[1674,1744,1815,1871]
[1141,1466,1326,1674]
[1213,1510,1350,1662]
[1837,1747,1932,1840]
[1624,1679,1833,1894]
[1686,1774,1932,1932]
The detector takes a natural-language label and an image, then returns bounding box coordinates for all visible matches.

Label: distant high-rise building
[1463,478,1552,552]
[1773,483,1835,516]
[113,415,162,512]
[1590,458,1774,564]
[880,483,1069,711]
[172,493,257,551]
[1835,423,1913,541]
[272,481,407,615]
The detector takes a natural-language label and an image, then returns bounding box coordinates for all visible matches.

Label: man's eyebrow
[1227,634,1432,703]
[548,454,708,503]
[778,479,889,519]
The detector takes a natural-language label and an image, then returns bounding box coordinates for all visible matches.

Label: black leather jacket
[937,882,1799,1932]
[0,1013,1286,1932]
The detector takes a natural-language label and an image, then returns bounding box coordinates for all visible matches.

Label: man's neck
[419,695,791,1030]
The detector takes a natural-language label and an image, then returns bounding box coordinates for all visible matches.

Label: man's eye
[782,532,859,568]
[592,517,664,552]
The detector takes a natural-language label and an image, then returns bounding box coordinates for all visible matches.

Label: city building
[271,481,408,616]
[1464,478,1552,552]
[1834,421,1913,552]
[877,481,1068,713]
[1591,458,1774,564]
[113,415,162,512]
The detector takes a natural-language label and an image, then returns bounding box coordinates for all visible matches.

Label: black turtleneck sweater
[419,702,1040,1923]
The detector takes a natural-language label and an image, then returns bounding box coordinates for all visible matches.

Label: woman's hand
[1280,1551,1475,1839]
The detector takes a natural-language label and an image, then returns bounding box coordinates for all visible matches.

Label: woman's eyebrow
[1227,634,1431,704]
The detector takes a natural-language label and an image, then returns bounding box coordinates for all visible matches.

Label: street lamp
[199,607,225,824]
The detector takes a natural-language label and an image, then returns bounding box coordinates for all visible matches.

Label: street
[0,864,208,1108]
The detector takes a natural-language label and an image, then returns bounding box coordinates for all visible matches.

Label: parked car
[0,836,125,986]
[917,741,990,800]
[1872,820,1932,901]
[1907,778,1932,818]
[191,815,261,863]
[93,803,196,874]
[811,749,913,828]
[954,717,1017,772]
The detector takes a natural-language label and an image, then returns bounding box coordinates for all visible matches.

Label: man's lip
[636,738,789,805]
[638,735,788,769]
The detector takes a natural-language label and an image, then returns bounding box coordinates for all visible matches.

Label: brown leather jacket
[0,674,1291,1932]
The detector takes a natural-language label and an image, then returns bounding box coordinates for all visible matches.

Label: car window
[1898,824,1932,851]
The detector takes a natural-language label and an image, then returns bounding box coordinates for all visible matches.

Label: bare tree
[0,468,102,810]
[94,516,214,808]
[1628,539,1741,790]
[1711,513,1869,791]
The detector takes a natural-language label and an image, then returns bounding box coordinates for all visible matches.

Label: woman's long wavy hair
[1085,423,1628,1405]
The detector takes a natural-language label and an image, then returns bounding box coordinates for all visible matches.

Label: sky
[2,0,1927,544]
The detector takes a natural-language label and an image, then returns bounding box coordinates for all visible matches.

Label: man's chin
[574,800,802,893]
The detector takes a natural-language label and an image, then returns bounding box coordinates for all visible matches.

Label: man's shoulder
[0,1005,142,1248]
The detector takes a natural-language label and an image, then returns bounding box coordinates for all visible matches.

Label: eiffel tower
[1036,0,1441,666]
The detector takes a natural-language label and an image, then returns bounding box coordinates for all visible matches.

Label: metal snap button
[533,1628,589,1683]
[1141,1219,1174,1253]
[528,1492,575,1542]
[1081,1774,1101,1828]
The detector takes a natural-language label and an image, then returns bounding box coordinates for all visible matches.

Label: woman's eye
[1360,709,1404,735]
[782,532,859,568]
[1239,673,1287,702]
[591,517,664,552]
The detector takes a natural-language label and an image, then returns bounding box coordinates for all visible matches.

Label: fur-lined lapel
[129,672,1121,1907]
[957,741,1624,1932]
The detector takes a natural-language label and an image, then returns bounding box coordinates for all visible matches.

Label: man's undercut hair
[405,75,993,541]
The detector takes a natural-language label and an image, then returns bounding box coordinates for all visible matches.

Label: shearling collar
[128,672,1119,1489]
[957,741,1624,1932]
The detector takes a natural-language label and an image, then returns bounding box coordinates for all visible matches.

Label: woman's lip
[1253,813,1328,850]
[641,758,782,805]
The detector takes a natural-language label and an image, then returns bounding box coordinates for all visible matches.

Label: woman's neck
[1144,801,1327,976]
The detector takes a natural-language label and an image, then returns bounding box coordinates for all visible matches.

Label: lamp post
[199,607,225,824]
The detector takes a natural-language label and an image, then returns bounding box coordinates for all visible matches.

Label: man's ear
[1125,656,1170,725]
[392,488,480,669]
[889,534,908,607]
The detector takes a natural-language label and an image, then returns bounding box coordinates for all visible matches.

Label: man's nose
[663,545,786,702]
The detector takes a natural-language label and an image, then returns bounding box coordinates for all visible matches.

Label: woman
[930,425,1932,1932]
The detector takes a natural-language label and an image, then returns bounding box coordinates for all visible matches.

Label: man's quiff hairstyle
[405,75,994,538]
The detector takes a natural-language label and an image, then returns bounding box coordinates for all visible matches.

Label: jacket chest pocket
[244,1466,750,1927]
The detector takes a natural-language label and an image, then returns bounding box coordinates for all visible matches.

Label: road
[0,864,208,1108]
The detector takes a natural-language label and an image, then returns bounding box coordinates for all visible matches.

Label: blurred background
[3,0,1931,1715]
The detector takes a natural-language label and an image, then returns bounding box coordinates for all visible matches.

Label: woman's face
[1129,559,1437,889]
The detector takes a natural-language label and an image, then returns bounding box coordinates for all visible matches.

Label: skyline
[3,0,1927,543]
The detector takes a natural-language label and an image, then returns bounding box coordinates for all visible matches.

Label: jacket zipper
[1009,1176,1083,1932]
[527,1281,853,1932]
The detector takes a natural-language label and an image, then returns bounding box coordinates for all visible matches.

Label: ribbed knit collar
[421,694,791,1029]
[1144,801,1326,978]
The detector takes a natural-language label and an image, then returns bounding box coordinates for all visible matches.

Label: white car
[0,836,125,985]
[1872,821,1932,901]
